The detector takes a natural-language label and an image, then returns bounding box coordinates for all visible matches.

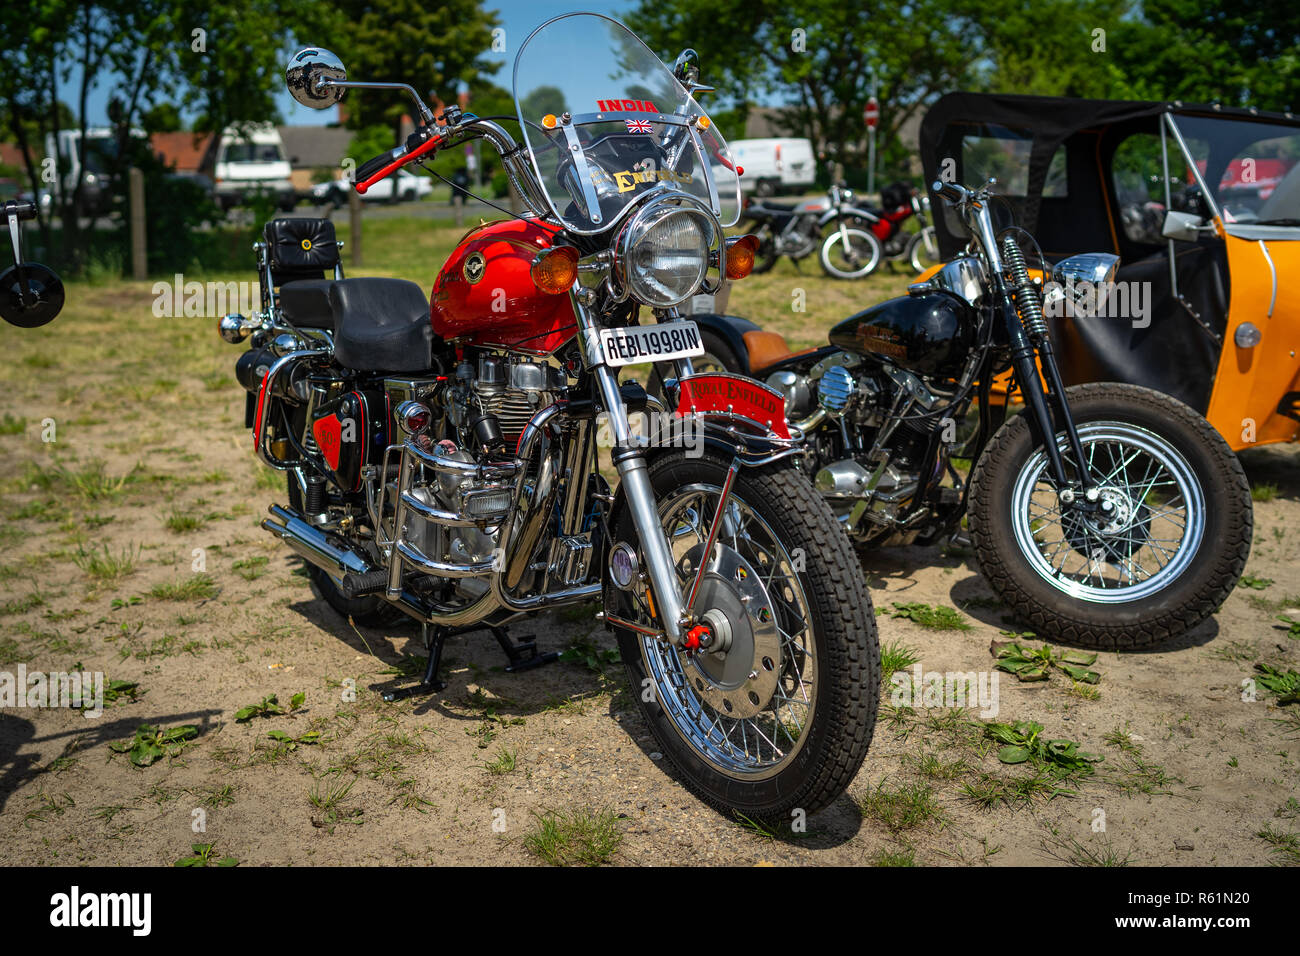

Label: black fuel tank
[828,290,975,378]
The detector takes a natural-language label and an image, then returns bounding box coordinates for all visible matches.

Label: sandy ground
[0,282,1297,867]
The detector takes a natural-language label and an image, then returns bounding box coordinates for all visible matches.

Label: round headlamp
[616,203,712,308]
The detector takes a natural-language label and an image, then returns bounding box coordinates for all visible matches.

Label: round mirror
[672,49,701,86]
[0,263,64,328]
[286,48,347,110]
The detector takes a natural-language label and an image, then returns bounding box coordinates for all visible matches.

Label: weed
[174,843,238,867]
[108,724,199,767]
[888,602,971,631]
[523,808,622,866]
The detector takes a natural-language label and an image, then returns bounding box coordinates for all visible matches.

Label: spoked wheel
[609,452,879,821]
[819,226,882,279]
[970,383,1252,648]
[908,225,941,274]
[748,226,780,274]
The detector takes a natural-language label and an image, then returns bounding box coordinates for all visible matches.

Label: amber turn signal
[541,114,558,130]
[724,234,760,280]
[531,246,579,294]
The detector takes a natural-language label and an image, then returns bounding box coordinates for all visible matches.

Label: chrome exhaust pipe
[262,504,372,584]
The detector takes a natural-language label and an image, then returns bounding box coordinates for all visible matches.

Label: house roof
[152,131,213,172]
[277,126,353,170]
[0,143,27,169]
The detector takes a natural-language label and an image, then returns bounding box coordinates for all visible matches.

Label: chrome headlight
[616,202,712,308]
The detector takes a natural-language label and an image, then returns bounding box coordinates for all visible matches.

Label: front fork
[1000,295,1095,500]
[577,295,732,647]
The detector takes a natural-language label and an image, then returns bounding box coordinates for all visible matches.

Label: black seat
[329,278,433,372]
[279,278,337,330]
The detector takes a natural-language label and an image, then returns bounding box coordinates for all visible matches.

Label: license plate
[599,320,704,367]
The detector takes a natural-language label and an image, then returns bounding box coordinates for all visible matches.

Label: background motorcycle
[0,199,64,330]
[221,15,879,821]
[743,181,883,278]
[694,179,1252,648]
[848,181,941,275]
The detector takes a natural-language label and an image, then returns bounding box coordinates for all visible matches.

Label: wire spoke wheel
[1010,422,1204,603]
[630,481,817,779]
[819,227,881,279]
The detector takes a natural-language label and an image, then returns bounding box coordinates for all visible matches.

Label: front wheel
[819,226,882,279]
[907,226,941,274]
[609,452,879,821]
[968,383,1252,648]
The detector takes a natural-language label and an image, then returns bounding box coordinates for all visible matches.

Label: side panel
[1205,235,1300,449]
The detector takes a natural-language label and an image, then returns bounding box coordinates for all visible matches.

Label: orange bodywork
[1205,233,1300,450]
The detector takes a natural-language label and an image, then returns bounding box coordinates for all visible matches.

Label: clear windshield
[513,13,741,235]
[1171,115,1300,227]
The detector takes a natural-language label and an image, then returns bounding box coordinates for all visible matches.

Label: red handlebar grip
[355,135,440,194]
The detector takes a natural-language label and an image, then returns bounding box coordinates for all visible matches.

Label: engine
[399,349,566,602]
[766,353,959,545]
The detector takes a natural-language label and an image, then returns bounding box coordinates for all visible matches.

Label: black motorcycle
[0,200,64,330]
[743,182,883,278]
[683,179,1252,648]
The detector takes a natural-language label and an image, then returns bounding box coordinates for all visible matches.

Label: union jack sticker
[625,119,654,133]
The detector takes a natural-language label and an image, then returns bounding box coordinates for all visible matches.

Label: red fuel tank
[431,218,579,355]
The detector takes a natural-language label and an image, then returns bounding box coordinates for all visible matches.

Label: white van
[213,123,296,211]
[41,127,146,216]
[729,138,817,195]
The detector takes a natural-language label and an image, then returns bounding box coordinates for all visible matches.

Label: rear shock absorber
[1000,235,1048,342]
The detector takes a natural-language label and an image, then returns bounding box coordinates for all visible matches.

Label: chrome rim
[1009,422,1204,603]
[633,481,817,779]
[822,228,879,277]
[910,227,940,273]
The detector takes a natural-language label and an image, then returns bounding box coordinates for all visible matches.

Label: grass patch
[164,511,207,533]
[1251,482,1279,502]
[1256,826,1300,865]
[149,575,217,602]
[859,780,946,832]
[484,746,517,775]
[523,807,622,866]
[880,639,920,678]
[73,543,139,583]
[888,602,971,631]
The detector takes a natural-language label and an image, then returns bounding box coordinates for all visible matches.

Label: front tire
[907,226,941,274]
[609,452,879,821]
[819,226,882,279]
[968,383,1252,648]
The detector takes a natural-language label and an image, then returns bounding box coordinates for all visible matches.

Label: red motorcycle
[221,13,880,820]
[841,181,940,276]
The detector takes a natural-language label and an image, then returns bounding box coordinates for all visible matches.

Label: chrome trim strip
[1259,239,1278,317]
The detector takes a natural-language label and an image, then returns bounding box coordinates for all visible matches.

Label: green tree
[335,0,503,139]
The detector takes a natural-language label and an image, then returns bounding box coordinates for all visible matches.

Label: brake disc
[677,543,782,719]
[1061,486,1153,562]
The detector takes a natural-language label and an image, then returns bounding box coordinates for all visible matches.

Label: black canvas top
[918,92,1300,260]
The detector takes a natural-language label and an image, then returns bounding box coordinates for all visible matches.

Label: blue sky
[63,1,633,128]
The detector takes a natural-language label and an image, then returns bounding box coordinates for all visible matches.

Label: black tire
[968,383,1252,648]
[748,226,780,274]
[819,226,882,279]
[286,475,401,627]
[907,226,941,274]
[610,452,879,821]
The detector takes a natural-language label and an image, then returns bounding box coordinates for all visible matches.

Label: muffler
[261,504,379,594]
